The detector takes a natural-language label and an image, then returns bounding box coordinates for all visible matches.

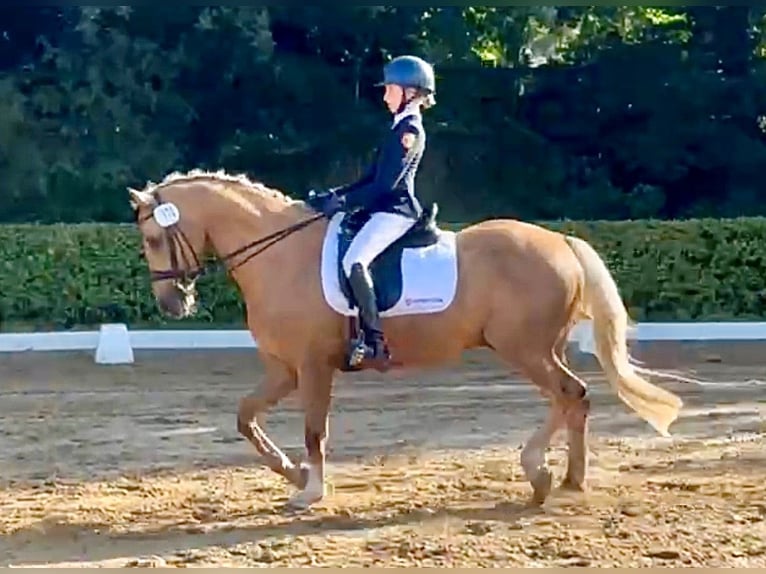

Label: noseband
[135,191,324,284]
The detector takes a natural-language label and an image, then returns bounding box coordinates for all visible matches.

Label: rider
[317,54,436,366]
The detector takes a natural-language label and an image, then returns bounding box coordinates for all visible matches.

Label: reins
[136,190,325,284]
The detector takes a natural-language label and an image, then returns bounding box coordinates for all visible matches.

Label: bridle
[135,190,324,284]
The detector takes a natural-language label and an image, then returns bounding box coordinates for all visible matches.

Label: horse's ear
[128,187,153,210]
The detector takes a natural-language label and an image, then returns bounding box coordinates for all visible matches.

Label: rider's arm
[342,120,421,211]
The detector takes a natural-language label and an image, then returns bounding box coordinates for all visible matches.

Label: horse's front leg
[286,362,335,510]
[237,354,304,488]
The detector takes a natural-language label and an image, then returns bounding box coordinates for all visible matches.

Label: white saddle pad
[319,212,459,318]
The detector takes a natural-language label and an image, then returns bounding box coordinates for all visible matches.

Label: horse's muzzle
[157,285,196,319]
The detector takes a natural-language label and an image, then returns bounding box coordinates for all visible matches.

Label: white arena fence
[0,321,764,365]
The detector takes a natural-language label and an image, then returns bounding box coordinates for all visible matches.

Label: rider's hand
[306,188,344,217]
[306,188,329,210]
[322,191,344,217]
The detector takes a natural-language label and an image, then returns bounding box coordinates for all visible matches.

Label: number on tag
[153,203,181,228]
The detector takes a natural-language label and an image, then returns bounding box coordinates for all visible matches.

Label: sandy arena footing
[0,346,764,567]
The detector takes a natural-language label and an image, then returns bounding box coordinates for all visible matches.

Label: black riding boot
[347,263,390,367]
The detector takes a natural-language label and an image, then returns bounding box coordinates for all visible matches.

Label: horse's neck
[202,185,321,296]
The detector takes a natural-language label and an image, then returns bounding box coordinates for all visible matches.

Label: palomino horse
[128,169,685,510]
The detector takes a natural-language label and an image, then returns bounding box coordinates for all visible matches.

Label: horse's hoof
[559,477,586,493]
[530,469,553,506]
[284,490,323,513]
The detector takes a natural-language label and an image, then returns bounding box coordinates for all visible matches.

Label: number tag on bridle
[153,203,181,228]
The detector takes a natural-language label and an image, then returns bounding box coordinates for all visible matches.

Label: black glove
[321,191,345,217]
[306,188,344,217]
[306,188,327,210]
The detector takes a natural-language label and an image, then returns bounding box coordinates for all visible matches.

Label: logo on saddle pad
[320,211,458,318]
[405,297,444,307]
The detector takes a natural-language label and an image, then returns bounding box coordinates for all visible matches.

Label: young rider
[316,54,436,368]
[322,56,436,363]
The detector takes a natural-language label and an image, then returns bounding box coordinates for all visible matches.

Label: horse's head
[129,185,207,319]
[129,169,321,321]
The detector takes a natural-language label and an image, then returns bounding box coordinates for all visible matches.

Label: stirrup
[347,332,391,371]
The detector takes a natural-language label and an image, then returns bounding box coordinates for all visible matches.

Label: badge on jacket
[401,132,417,150]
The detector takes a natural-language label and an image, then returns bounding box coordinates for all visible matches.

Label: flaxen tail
[564,235,683,437]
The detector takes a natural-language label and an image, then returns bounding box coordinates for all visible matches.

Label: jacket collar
[392,101,422,129]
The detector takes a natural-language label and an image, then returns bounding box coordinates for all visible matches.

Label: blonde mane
[139,168,299,206]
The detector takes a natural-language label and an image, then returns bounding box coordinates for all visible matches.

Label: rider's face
[383,84,404,114]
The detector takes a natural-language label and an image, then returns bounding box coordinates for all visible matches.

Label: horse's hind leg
[237,354,303,488]
[554,336,591,491]
[521,362,565,504]
[519,397,565,505]
[494,339,588,504]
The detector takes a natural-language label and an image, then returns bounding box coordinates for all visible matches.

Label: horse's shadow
[1,497,550,567]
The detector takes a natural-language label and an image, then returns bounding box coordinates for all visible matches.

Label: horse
[128,168,687,511]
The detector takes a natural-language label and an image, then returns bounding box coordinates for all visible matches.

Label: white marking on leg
[303,463,325,500]
[287,463,325,510]
[520,439,545,481]
[521,408,562,482]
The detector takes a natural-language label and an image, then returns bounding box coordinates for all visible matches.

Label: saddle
[336,203,442,311]
[340,203,440,246]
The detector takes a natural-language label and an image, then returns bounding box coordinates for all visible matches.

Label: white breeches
[342,212,416,277]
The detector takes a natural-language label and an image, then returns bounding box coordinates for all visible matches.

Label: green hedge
[1,218,765,331]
